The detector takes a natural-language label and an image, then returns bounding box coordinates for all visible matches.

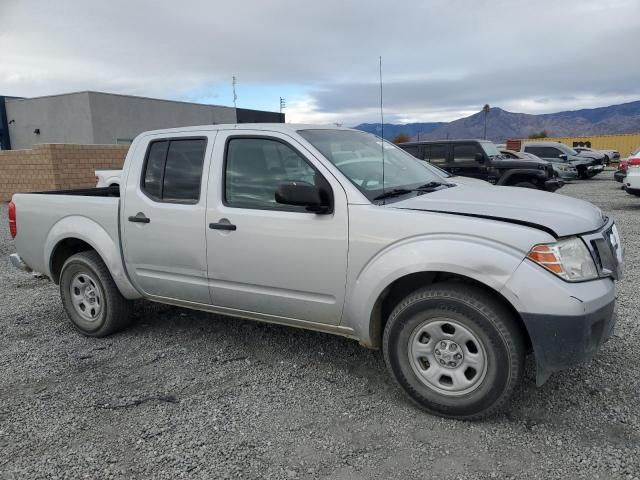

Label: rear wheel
[382,282,525,419]
[60,251,132,337]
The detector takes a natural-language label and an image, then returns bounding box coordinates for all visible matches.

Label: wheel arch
[44,216,141,299]
[366,271,532,354]
[496,169,543,187]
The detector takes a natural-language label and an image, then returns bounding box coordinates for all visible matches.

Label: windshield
[480,141,500,157]
[556,143,579,156]
[298,129,446,201]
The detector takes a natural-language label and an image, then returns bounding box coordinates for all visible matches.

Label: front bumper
[543,178,564,192]
[556,170,579,180]
[588,164,605,174]
[521,298,616,385]
[9,253,32,272]
[502,220,621,386]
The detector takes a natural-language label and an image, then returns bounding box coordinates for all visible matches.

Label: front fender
[496,168,545,185]
[44,216,141,299]
[342,234,525,347]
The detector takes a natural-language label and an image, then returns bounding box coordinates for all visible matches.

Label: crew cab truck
[399,139,562,191]
[8,125,623,419]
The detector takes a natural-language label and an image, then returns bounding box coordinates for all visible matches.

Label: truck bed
[33,185,120,197]
[11,190,122,277]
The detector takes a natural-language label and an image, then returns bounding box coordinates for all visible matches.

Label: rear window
[141,138,207,203]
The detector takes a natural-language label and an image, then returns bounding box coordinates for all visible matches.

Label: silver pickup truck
[8,124,623,419]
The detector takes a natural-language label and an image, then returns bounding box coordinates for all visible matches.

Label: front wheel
[60,251,133,337]
[383,283,525,419]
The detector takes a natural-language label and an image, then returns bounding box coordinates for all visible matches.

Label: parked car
[399,139,562,191]
[623,150,640,194]
[95,169,122,188]
[8,124,623,419]
[614,159,628,183]
[615,148,640,183]
[500,149,578,181]
[521,142,604,179]
[574,147,620,165]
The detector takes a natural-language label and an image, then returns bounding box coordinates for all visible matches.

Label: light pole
[483,104,490,140]
[279,97,286,114]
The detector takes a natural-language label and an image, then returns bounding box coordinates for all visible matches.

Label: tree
[391,133,411,144]
[528,130,549,139]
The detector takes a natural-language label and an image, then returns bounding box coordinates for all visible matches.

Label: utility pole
[279,97,286,114]
[232,76,237,109]
[483,104,490,140]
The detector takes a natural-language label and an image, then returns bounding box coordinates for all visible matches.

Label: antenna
[379,56,385,200]
[232,76,238,108]
[279,97,286,114]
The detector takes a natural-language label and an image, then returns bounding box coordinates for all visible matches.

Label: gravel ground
[1,173,639,480]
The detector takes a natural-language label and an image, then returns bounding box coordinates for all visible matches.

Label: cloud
[1,0,639,124]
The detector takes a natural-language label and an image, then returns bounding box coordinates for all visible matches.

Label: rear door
[204,130,349,325]
[451,142,486,179]
[122,132,215,304]
[422,143,451,170]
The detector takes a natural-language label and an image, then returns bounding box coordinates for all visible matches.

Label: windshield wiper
[415,181,453,190]
[373,188,414,201]
[373,182,453,201]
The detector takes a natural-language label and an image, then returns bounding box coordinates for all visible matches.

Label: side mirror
[275,181,330,213]
[559,154,568,161]
[474,152,485,163]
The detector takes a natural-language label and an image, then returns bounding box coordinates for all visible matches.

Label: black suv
[399,139,562,191]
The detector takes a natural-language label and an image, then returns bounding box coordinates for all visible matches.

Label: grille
[587,223,623,280]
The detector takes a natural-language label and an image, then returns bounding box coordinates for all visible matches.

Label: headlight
[527,237,598,281]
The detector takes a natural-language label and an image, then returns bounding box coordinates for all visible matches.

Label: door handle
[128,212,150,224]
[209,221,236,231]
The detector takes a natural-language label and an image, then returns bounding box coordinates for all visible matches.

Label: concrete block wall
[0,144,128,201]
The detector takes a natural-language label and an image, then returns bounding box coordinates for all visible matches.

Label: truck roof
[138,123,354,137]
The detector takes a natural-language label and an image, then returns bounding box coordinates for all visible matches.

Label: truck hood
[391,184,605,237]
[577,151,605,161]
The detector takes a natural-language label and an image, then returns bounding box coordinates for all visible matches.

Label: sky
[1,0,639,126]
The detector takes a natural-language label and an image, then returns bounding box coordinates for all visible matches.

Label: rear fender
[44,216,141,299]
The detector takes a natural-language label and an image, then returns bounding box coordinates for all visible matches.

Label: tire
[60,251,132,337]
[382,282,525,420]
[512,181,537,189]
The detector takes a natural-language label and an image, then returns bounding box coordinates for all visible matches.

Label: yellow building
[519,133,640,158]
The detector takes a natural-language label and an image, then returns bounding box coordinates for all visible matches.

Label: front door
[205,130,349,325]
[122,133,214,304]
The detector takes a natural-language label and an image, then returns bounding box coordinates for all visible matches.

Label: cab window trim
[222,134,334,214]
[139,136,208,205]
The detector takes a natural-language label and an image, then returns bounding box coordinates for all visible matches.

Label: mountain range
[354,100,640,142]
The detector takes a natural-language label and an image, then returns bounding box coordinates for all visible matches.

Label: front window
[479,141,500,157]
[298,129,445,202]
[224,137,323,212]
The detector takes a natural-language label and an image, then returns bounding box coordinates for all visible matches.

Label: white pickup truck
[8,124,623,419]
[95,169,122,188]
